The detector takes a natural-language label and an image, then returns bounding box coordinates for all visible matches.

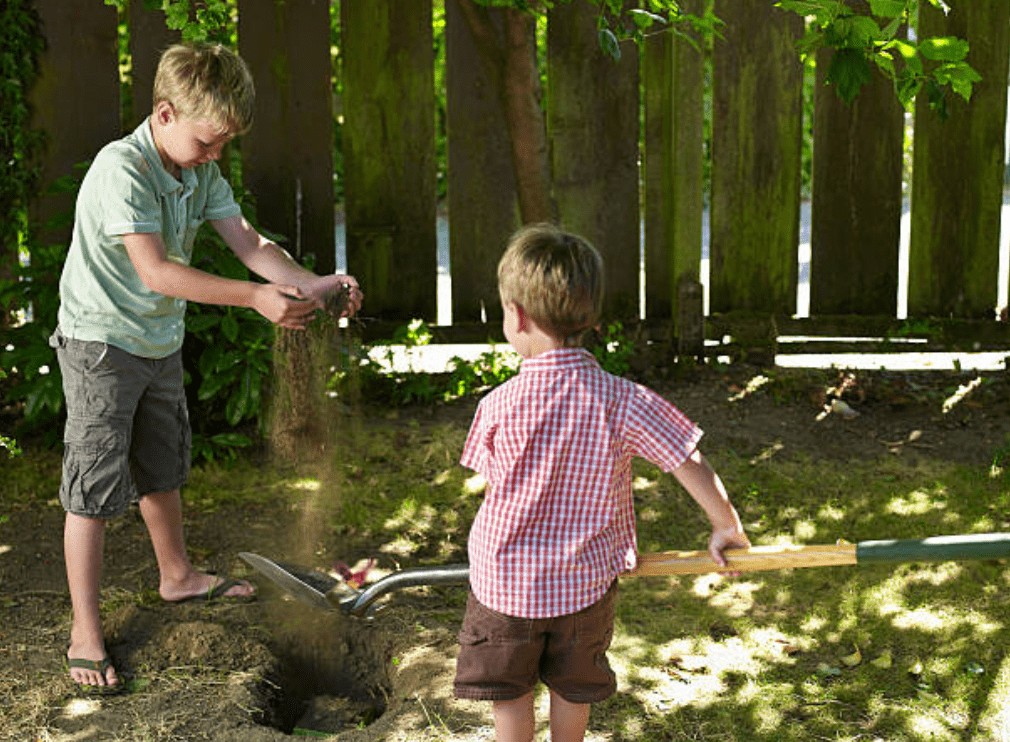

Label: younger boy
[454,224,749,741]
[53,42,362,693]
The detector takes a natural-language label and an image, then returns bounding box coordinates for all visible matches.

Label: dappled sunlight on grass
[886,487,947,516]
[611,448,1010,740]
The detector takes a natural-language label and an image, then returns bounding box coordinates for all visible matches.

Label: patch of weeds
[590,320,635,377]
[328,319,642,410]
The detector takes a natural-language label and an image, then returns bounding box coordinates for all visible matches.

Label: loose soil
[2,363,1009,741]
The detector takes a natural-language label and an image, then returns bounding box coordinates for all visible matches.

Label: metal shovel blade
[239,551,343,612]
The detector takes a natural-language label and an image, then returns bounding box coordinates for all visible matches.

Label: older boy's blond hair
[498,223,604,344]
[154,43,255,135]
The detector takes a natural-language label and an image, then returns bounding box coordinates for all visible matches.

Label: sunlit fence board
[445,0,520,325]
[341,0,437,320]
[709,0,803,315]
[548,0,640,320]
[908,0,1010,319]
[810,35,904,316]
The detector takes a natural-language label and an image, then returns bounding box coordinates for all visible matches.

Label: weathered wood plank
[547,0,640,320]
[810,13,904,316]
[127,0,179,130]
[238,0,335,272]
[341,0,437,320]
[710,0,803,314]
[446,0,520,324]
[644,3,705,324]
[907,0,1010,318]
[30,0,120,248]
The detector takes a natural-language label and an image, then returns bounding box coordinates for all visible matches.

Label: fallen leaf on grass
[871,650,893,669]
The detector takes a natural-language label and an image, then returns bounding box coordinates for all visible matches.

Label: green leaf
[826,47,871,104]
[628,9,664,29]
[849,16,882,45]
[209,432,252,448]
[221,312,240,344]
[868,0,905,18]
[919,36,969,63]
[598,28,621,61]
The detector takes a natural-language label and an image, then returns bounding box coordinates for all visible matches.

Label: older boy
[54,42,362,693]
[454,224,749,741]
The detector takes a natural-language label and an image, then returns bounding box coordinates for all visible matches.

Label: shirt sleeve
[94,144,163,236]
[202,162,242,221]
[624,384,703,472]
[460,397,501,480]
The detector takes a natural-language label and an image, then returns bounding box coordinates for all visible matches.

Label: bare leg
[138,489,254,601]
[64,512,119,688]
[493,692,536,742]
[549,690,590,742]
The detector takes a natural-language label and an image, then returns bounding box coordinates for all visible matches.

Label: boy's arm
[671,449,751,567]
[211,215,363,318]
[123,232,318,329]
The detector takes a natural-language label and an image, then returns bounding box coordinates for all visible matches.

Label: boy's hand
[253,285,319,329]
[708,527,752,572]
[304,274,364,318]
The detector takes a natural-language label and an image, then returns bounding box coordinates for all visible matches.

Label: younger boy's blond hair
[153,43,255,135]
[498,223,604,344]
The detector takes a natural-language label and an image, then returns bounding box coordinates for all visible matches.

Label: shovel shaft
[632,543,857,576]
[633,533,1010,576]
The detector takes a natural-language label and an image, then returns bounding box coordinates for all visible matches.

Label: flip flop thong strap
[68,657,112,672]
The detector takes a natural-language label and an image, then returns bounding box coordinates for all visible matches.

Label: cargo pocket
[61,422,130,517]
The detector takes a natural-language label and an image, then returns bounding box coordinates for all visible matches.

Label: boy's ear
[511,302,530,331]
[153,100,176,125]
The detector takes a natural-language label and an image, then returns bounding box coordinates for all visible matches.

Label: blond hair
[153,43,255,135]
[498,223,604,343]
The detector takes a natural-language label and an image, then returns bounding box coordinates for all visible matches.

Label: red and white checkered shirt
[460,348,702,618]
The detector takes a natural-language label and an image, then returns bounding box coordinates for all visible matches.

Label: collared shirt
[460,347,702,618]
[57,118,242,358]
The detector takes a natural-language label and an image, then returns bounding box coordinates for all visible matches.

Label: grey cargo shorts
[50,328,191,518]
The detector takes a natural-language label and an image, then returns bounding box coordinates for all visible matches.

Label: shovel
[240,532,1010,617]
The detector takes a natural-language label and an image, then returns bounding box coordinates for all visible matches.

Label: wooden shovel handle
[633,543,858,576]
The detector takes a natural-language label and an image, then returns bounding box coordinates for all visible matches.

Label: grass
[2,391,1008,741]
[302,408,1010,741]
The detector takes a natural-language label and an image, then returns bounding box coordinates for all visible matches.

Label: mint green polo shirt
[57,118,243,358]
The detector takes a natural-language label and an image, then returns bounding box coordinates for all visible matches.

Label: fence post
[809,22,904,317]
[127,0,179,131]
[548,0,640,320]
[709,0,803,315]
[238,0,334,273]
[446,0,521,325]
[29,0,121,249]
[341,0,437,321]
[644,2,705,326]
[907,0,1010,319]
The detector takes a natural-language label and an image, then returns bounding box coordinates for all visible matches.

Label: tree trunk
[456,0,556,224]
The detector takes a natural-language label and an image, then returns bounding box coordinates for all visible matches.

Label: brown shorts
[453,580,618,704]
[51,328,191,518]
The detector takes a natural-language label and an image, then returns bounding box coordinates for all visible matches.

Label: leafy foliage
[161,0,235,45]
[0,0,45,317]
[777,0,980,114]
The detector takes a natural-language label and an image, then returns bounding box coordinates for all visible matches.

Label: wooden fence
[26,0,1010,355]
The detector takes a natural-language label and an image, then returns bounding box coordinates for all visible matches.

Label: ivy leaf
[826,47,871,104]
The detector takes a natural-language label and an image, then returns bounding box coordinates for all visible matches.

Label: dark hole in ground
[260,602,391,736]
